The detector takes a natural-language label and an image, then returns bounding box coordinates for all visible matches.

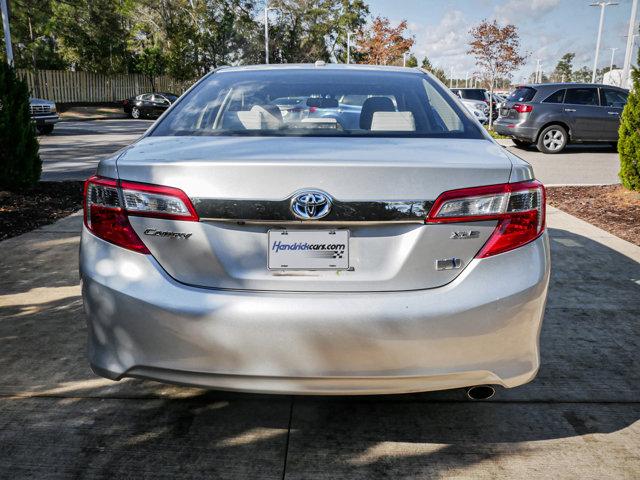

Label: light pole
[609,47,618,72]
[264,1,277,64]
[622,0,638,87]
[346,31,355,64]
[535,59,541,83]
[403,52,406,67]
[1,0,13,65]
[449,66,454,88]
[590,2,618,83]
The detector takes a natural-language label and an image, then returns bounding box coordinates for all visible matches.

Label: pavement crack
[281,396,294,480]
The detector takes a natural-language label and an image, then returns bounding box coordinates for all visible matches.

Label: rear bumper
[80,227,550,395]
[494,119,537,142]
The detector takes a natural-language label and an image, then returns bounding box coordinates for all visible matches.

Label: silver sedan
[80,64,549,397]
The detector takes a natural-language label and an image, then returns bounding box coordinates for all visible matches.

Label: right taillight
[513,103,533,113]
[426,180,545,258]
[83,176,198,253]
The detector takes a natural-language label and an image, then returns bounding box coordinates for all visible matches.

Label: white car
[460,99,489,124]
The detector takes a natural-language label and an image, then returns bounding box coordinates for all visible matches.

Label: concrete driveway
[0,208,638,478]
[39,119,153,181]
[499,139,620,185]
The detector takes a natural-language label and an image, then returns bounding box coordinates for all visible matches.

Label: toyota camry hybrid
[80,64,550,397]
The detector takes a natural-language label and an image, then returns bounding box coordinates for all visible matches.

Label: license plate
[268,229,349,270]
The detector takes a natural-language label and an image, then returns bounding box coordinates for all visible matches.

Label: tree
[553,52,574,83]
[0,64,41,188]
[468,19,527,126]
[356,16,414,65]
[618,48,640,191]
[136,46,166,92]
[572,66,592,83]
[420,55,447,83]
[405,54,418,67]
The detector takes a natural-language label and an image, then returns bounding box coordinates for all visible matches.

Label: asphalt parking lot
[38,120,621,186]
[0,208,639,478]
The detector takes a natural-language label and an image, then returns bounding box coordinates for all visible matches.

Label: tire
[512,139,532,149]
[537,125,567,154]
[37,124,54,135]
[131,106,141,119]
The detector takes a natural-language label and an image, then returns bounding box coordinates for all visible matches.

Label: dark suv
[494,83,628,153]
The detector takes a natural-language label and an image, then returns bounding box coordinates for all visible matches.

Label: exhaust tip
[466,385,495,400]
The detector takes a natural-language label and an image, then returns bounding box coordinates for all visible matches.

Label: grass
[483,125,509,140]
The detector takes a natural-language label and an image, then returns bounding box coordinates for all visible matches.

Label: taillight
[83,176,198,253]
[513,103,533,113]
[426,180,545,258]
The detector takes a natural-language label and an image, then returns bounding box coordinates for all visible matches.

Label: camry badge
[290,190,332,220]
[144,229,192,239]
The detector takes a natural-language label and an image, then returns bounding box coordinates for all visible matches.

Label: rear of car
[80,65,549,395]
[495,84,628,153]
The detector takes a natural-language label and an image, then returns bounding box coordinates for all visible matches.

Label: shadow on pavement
[0,225,639,478]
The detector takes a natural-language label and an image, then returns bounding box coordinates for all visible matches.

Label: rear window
[151,69,484,139]
[508,87,537,102]
[459,89,486,101]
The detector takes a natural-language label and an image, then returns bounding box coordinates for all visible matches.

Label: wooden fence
[17,69,193,103]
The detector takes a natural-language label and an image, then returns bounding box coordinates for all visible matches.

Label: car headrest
[370,112,416,131]
[360,97,396,130]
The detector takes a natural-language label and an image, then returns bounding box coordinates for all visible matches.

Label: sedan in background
[495,83,628,153]
[81,64,549,398]
[123,92,178,119]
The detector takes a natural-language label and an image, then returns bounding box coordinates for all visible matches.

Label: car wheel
[537,125,567,154]
[37,125,54,135]
[512,139,532,149]
[131,107,141,119]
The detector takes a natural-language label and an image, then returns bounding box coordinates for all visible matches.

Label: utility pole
[465,71,469,88]
[622,0,638,87]
[403,52,406,67]
[1,0,13,65]
[264,1,277,64]
[449,67,454,88]
[590,2,618,83]
[535,59,541,83]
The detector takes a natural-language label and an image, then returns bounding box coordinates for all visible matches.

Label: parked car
[494,83,628,153]
[81,64,549,397]
[451,87,499,118]
[123,92,178,119]
[30,97,59,134]
[459,98,489,124]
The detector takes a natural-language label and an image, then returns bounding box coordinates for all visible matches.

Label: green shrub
[0,63,41,189]
[619,70,640,191]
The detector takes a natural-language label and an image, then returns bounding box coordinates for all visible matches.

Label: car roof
[515,82,628,92]
[217,63,424,75]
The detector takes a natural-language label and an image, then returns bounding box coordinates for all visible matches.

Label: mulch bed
[547,185,640,247]
[0,181,84,241]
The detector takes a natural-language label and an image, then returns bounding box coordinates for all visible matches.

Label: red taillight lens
[513,103,533,113]
[426,180,545,258]
[83,176,198,253]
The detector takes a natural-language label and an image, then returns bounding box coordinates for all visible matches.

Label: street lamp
[264,1,278,64]
[590,1,618,83]
[609,47,618,72]
[346,31,355,64]
[622,0,638,88]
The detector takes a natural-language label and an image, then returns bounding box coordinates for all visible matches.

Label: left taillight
[83,176,198,253]
[426,180,545,258]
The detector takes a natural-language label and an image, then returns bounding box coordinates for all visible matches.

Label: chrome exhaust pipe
[466,385,495,400]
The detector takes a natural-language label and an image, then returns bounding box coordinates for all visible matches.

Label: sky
[366,0,639,81]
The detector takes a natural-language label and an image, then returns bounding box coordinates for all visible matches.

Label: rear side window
[601,89,628,108]
[507,87,536,102]
[565,88,598,106]
[543,89,565,104]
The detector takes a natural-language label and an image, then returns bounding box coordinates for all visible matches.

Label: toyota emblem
[290,190,332,220]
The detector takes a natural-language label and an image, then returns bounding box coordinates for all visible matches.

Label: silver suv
[494,83,628,153]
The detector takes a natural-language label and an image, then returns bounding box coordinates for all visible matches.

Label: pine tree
[0,63,41,189]
[618,82,640,191]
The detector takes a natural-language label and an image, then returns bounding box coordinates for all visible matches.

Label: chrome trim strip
[192,198,434,222]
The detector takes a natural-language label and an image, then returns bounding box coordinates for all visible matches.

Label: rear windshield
[150,69,484,139]
[459,89,486,101]
[508,87,537,102]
